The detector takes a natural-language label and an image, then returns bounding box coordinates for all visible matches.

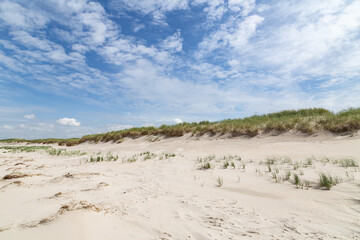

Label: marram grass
[1,108,360,146]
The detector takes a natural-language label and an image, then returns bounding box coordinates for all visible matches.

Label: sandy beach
[1,133,360,240]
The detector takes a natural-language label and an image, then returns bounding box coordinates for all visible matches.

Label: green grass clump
[266,157,277,165]
[284,170,291,180]
[293,174,301,187]
[318,173,341,189]
[200,162,211,170]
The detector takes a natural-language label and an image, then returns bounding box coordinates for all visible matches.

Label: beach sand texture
[1,133,360,239]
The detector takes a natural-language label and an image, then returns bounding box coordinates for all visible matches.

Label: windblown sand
[1,133,360,239]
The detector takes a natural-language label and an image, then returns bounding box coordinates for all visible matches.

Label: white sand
[1,133,360,239]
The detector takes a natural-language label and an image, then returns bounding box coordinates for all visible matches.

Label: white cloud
[3,124,13,130]
[133,23,145,32]
[56,117,81,127]
[197,14,263,57]
[192,0,227,21]
[77,2,117,46]
[228,0,256,16]
[249,1,359,72]
[24,114,36,120]
[0,40,19,51]
[196,0,360,94]
[72,44,89,53]
[110,0,189,25]
[112,0,189,14]
[10,31,51,51]
[107,124,134,131]
[19,123,25,128]
[160,31,183,53]
[0,1,49,29]
[173,118,183,124]
[0,50,24,72]
[227,15,263,49]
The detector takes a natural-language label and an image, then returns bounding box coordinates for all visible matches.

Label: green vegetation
[318,173,341,190]
[264,156,292,165]
[196,154,242,170]
[120,152,176,164]
[2,108,360,146]
[284,170,291,180]
[338,158,358,168]
[274,173,283,183]
[200,162,211,170]
[293,173,301,188]
[216,177,223,187]
[0,146,86,156]
[88,152,118,162]
[87,151,177,164]
[0,138,80,146]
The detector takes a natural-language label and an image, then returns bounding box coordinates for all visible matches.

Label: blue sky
[1,0,360,139]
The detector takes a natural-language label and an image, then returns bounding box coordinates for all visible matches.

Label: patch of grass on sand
[0,146,86,156]
[318,173,341,190]
[216,177,223,187]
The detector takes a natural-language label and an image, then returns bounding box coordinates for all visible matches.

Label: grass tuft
[293,173,300,187]
[216,177,223,187]
[200,162,211,170]
[318,173,341,190]
[339,158,358,168]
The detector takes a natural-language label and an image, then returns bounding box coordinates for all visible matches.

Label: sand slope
[1,133,360,239]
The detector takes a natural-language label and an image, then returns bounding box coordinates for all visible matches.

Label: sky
[1,0,360,139]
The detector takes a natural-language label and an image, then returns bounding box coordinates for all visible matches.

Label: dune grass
[318,173,342,190]
[0,146,86,156]
[0,138,80,146]
[1,108,360,146]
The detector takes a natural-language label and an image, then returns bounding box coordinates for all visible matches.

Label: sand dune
[1,133,360,239]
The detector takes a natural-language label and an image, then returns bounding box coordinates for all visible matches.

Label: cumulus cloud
[56,118,81,127]
[173,118,183,124]
[24,113,36,119]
